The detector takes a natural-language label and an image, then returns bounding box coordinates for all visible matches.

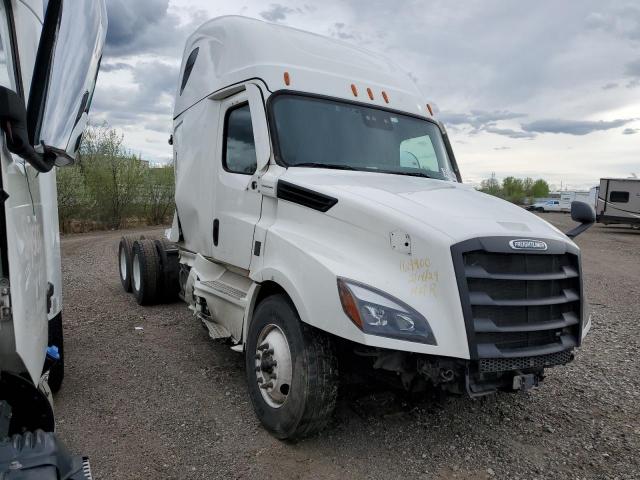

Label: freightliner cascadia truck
[118,16,596,440]
[0,0,106,477]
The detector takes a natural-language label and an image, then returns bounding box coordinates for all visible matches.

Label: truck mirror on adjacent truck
[0,0,106,477]
[122,16,593,441]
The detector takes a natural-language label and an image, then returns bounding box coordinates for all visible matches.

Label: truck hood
[281,168,568,243]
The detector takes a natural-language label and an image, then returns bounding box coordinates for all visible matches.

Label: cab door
[212,88,266,270]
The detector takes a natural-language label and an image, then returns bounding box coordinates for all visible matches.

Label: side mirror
[0,0,107,172]
[565,201,595,239]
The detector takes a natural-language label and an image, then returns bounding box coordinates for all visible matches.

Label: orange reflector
[337,279,362,329]
[381,91,389,103]
[426,103,434,116]
[284,71,290,86]
[351,84,358,97]
[366,87,374,100]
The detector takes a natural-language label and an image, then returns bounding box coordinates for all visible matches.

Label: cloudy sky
[93,0,640,189]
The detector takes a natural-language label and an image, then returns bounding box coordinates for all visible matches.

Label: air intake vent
[277,180,338,212]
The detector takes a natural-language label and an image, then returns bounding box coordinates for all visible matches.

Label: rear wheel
[118,236,135,292]
[245,294,338,440]
[131,239,160,305]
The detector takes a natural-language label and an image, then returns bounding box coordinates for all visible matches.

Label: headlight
[337,277,436,345]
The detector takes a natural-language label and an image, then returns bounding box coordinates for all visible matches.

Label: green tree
[479,172,503,197]
[523,177,534,197]
[531,179,550,198]
[77,125,147,229]
[502,176,525,204]
[144,166,175,225]
[57,164,88,227]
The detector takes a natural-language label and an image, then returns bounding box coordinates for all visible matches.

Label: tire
[47,313,64,393]
[131,239,161,305]
[245,294,338,440]
[118,236,135,292]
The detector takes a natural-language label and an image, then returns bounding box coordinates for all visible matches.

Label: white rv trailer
[119,16,595,440]
[560,191,590,212]
[0,0,106,476]
[596,178,640,227]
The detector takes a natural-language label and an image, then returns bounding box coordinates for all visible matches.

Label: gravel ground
[55,214,640,480]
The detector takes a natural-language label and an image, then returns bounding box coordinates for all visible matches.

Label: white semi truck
[119,16,596,440]
[0,0,106,477]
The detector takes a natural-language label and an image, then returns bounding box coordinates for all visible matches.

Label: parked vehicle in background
[118,16,596,440]
[528,199,562,212]
[596,178,640,227]
[0,0,106,477]
[589,186,599,209]
[560,191,590,213]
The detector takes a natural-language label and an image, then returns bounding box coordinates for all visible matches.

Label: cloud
[522,118,635,136]
[330,22,356,40]
[622,128,638,135]
[105,0,207,57]
[601,82,618,90]
[99,62,133,72]
[484,126,536,139]
[92,61,179,128]
[438,110,526,129]
[260,4,295,22]
[585,6,640,40]
[493,146,511,150]
[438,109,532,138]
[626,59,640,77]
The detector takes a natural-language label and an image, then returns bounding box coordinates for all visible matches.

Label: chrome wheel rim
[254,324,293,408]
[120,247,127,281]
[132,253,141,292]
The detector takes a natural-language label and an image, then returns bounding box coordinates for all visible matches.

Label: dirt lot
[55,214,639,480]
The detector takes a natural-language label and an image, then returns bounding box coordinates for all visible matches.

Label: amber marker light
[337,278,363,329]
[366,87,374,100]
[381,91,389,103]
[284,71,290,86]
[350,83,358,97]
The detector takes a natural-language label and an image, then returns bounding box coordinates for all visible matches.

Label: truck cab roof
[173,16,430,120]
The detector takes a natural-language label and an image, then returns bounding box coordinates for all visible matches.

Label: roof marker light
[366,87,374,100]
[381,91,389,103]
[426,103,434,116]
[351,84,358,97]
[284,71,290,86]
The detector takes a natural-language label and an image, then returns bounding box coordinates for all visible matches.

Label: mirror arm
[565,221,593,239]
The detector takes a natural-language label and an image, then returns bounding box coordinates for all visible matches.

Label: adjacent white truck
[0,0,106,477]
[119,16,596,440]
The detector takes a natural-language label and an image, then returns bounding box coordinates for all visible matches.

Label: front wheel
[245,294,338,440]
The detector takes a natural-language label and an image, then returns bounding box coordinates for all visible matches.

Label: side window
[223,103,257,175]
[400,135,439,171]
[609,191,629,203]
[179,47,199,95]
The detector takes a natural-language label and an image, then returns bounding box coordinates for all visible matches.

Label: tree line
[57,125,174,233]
[479,173,550,204]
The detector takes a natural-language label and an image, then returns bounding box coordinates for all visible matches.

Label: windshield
[270,94,457,181]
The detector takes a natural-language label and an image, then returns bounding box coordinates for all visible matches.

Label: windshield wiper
[368,169,435,179]
[292,162,357,171]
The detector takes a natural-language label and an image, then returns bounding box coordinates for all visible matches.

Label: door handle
[213,219,219,246]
